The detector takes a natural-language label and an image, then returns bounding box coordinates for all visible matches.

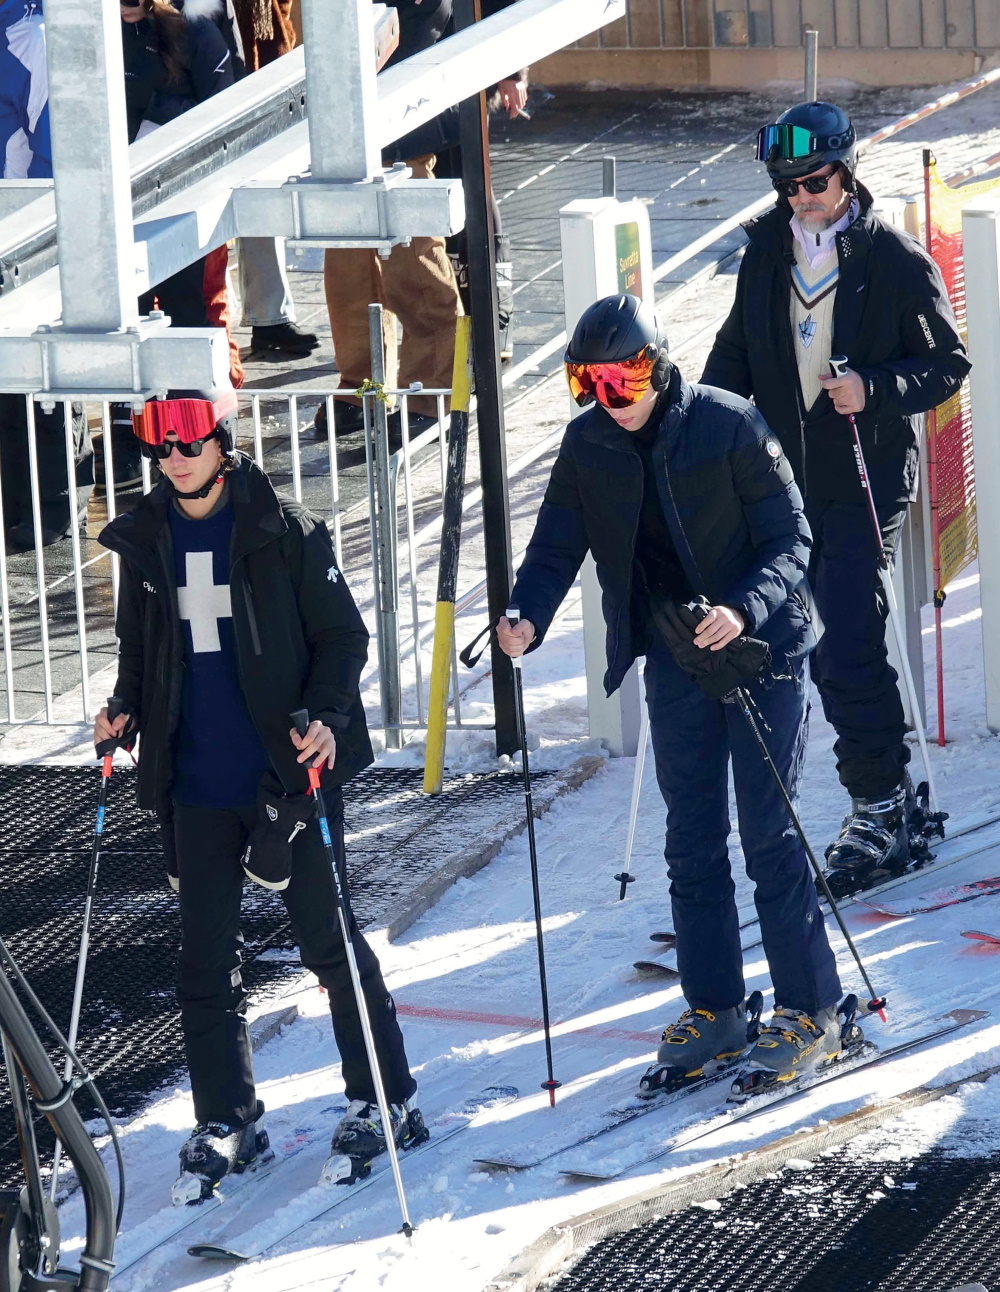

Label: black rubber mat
[0,761,555,1186]
[550,1146,1000,1292]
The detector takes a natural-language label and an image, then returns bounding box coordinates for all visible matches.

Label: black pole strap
[459,623,493,670]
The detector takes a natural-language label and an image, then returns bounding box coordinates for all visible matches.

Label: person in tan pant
[321,155,463,435]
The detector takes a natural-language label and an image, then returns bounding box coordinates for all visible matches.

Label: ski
[633,960,680,979]
[859,876,1000,918]
[472,1066,741,1172]
[112,1106,345,1278]
[634,932,764,981]
[715,810,1000,949]
[187,1085,518,1263]
[648,931,677,946]
[961,930,1000,946]
[558,1008,987,1182]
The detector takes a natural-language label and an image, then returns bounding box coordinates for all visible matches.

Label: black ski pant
[172,792,417,1129]
[0,396,94,536]
[644,640,842,1015]
[806,500,909,801]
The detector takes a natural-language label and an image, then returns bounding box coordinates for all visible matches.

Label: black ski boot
[171,1102,270,1205]
[906,778,948,862]
[731,995,866,1100]
[638,991,763,1099]
[320,1097,429,1185]
[824,784,909,897]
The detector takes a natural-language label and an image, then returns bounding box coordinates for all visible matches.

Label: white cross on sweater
[176,550,232,653]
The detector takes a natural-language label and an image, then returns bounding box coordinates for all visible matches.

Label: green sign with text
[616,221,642,297]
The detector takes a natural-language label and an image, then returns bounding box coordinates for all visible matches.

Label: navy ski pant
[644,640,842,1015]
[172,792,417,1129]
[806,501,909,800]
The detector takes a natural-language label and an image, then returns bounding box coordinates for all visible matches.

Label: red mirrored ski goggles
[565,348,656,409]
[132,391,237,446]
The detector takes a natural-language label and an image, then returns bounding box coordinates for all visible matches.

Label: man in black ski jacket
[498,294,845,1091]
[95,389,422,1199]
[702,101,970,885]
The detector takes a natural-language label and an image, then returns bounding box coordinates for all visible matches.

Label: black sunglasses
[139,434,216,461]
[772,170,836,199]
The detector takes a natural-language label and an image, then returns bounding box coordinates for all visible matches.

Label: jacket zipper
[656,427,707,595]
[780,253,809,487]
[612,466,644,683]
[242,578,263,656]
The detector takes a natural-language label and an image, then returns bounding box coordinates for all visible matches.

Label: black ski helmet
[566,294,671,392]
[758,101,857,190]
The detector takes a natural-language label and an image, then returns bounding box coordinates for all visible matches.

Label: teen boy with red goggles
[94,388,422,1200]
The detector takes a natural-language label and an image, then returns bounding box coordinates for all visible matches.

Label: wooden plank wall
[578,0,998,49]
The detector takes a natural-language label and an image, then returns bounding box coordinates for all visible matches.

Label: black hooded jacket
[701,183,970,507]
[99,456,374,817]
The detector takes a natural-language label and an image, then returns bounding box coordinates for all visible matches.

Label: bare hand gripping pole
[506,608,562,1106]
[289,709,413,1239]
[828,355,940,815]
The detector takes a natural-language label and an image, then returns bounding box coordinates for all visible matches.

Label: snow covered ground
[19,73,1000,1292]
[45,550,1000,1292]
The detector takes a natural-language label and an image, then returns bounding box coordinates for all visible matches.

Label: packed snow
[44,549,1000,1292]
[19,79,1000,1292]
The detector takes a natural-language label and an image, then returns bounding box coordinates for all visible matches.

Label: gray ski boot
[638,991,763,1099]
[732,996,864,1099]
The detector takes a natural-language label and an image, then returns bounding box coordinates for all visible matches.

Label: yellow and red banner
[925,161,1000,591]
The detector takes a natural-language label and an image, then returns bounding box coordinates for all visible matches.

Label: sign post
[559,196,653,756]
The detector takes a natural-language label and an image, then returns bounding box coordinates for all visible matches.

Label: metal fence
[583,0,1000,50]
[0,308,491,748]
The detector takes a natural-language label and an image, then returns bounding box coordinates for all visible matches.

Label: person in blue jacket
[498,294,845,1091]
[0,0,50,178]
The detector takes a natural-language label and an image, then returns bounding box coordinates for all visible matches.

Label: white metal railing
[0,383,464,741]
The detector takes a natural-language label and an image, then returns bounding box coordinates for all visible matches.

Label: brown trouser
[323,156,463,418]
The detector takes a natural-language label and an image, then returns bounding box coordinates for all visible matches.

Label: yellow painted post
[423,317,474,793]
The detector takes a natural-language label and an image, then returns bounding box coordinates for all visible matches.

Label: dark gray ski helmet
[566,294,668,365]
[757,101,857,189]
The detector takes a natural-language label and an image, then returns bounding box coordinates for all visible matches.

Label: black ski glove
[241,772,316,892]
[649,595,771,701]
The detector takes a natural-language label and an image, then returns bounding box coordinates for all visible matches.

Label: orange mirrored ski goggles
[132,391,238,445]
[565,348,656,409]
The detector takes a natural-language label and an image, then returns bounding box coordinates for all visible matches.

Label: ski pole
[730,684,888,1020]
[289,709,413,1239]
[50,695,127,1202]
[829,355,940,815]
[506,607,562,1106]
[614,693,649,900]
